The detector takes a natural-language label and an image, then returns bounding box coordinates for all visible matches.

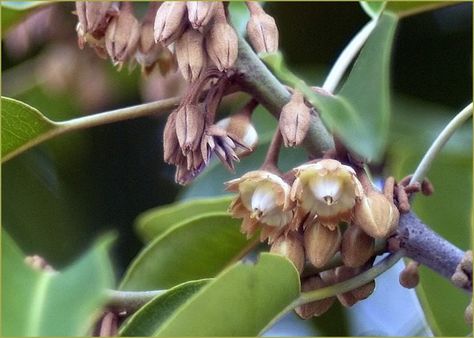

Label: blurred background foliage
[2,2,472,336]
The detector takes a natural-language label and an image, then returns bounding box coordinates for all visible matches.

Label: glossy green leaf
[262,13,398,162]
[119,279,210,336]
[388,101,472,336]
[360,1,459,19]
[120,212,252,290]
[2,231,115,336]
[1,97,60,162]
[154,253,300,336]
[136,195,234,242]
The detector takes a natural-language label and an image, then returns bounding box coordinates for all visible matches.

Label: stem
[261,128,283,171]
[3,97,180,163]
[409,103,473,185]
[260,250,404,334]
[106,289,165,313]
[396,211,470,292]
[234,30,470,293]
[297,250,404,305]
[302,238,387,278]
[322,19,378,93]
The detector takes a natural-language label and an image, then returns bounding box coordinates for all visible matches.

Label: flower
[291,159,363,230]
[226,170,293,243]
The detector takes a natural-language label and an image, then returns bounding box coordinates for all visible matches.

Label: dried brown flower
[279,90,311,147]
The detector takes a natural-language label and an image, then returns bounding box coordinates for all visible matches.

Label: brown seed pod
[187,1,217,30]
[270,232,305,274]
[279,90,311,148]
[175,28,206,82]
[105,3,140,68]
[295,275,335,319]
[304,221,341,268]
[353,190,399,239]
[154,1,187,46]
[175,104,205,154]
[341,224,375,268]
[399,261,420,289]
[246,2,279,53]
[205,4,238,72]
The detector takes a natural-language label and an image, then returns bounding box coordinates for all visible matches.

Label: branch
[396,211,470,292]
[233,34,471,293]
[234,36,334,157]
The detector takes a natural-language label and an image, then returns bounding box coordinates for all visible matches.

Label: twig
[410,103,473,185]
[322,19,378,93]
[2,97,180,163]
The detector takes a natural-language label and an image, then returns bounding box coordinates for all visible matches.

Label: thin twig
[410,102,473,185]
[322,19,378,93]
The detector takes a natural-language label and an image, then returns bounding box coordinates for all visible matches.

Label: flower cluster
[74,1,279,184]
[227,158,400,316]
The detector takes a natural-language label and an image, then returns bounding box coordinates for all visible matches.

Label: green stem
[322,18,377,93]
[2,97,180,163]
[296,250,404,306]
[409,102,472,185]
[260,250,404,334]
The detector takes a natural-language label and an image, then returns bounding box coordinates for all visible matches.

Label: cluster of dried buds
[227,157,402,317]
[74,1,277,76]
[74,1,280,182]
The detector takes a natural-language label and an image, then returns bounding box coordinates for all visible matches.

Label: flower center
[310,177,342,205]
[250,183,277,219]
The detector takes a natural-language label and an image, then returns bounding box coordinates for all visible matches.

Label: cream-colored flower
[226,170,293,242]
[291,159,363,229]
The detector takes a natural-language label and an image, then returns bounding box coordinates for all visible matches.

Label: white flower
[291,159,363,229]
[226,170,293,242]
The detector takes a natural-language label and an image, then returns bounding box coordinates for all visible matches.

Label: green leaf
[2,231,115,336]
[1,97,60,162]
[360,1,460,19]
[154,253,300,336]
[119,279,210,336]
[389,102,472,336]
[262,13,398,162]
[136,195,234,242]
[120,212,253,290]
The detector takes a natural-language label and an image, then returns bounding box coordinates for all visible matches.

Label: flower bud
[270,232,305,274]
[175,104,205,154]
[295,276,335,319]
[246,2,279,53]
[205,6,238,72]
[304,221,341,268]
[187,2,217,30]
[399,261,420,289]
[75,1,118,46]
[334,266,359,307]
[154,1,187,46]
[105,4,140,69]
[351,280,375,301]
[175,28,206,82]
[163,111,179,164]
[353,190,399,239]
[216,114,258,157]
[279,90,311,147]
[341,224,375,268]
